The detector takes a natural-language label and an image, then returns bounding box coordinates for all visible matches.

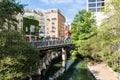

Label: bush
[108,61,113,67]
[0,43,41,80]
[113,67,120,73]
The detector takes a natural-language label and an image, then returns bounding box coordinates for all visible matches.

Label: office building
[24,8,45,37]
[86,0,107,27]
[45,9,65,39]
[24,9,45,42]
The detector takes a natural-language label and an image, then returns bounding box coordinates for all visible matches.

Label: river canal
[38,58,95,80]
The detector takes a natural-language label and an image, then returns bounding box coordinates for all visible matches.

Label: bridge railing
[30,39,71,48]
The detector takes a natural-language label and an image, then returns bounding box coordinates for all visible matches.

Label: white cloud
[40,0,73,4]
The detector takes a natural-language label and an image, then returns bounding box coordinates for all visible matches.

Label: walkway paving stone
[88,63,119,80]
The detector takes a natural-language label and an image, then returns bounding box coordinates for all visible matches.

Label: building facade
[23,9,45,42]
[24,8,45,37]
[86,0,107,27]
[45,9,65,39]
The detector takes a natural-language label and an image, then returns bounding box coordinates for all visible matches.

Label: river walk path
[88,63,120,80]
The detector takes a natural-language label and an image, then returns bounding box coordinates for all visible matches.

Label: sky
[17,0,86,24]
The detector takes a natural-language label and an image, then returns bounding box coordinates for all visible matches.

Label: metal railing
[30,39,71,48]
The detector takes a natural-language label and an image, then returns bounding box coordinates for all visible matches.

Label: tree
[71,10,96,56]
[0,0,24,48]
[0,0,24,29]
[96,0,120,67]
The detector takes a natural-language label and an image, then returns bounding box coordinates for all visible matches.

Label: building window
[97,2,104,7]
[52,26,55,29]
[88,0,96,2]
[52,22,55,25]
[97,3,101,7]
[89,3,96,7]
[52,18,56,20]
[46,19,50,21]
[25,27,28,32]
[89,8,96,12]
[97,0,101,1]
[101,2,104,6]
[51,30,55,33]
[97,0,105,2]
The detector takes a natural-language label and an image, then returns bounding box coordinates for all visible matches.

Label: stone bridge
[28,39,72,79]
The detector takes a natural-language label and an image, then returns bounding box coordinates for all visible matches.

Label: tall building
[24,8,45,37]
[86,0,107,27]
[23,8,45,42]
[45,9,65,39]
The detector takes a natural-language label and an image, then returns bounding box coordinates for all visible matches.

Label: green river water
[43,59,95,80]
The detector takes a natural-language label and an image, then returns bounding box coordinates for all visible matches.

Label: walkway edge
[87,63,120,80]
[107,65,120,80]
[87,65,97,80]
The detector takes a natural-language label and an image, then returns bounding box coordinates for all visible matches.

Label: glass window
[89,3,96,7]
[97,2,104,7]
[46,19,50,21]
[52,26,55,29]
[97,0,101,2]
[52,18,56,20]
[97,3,101,7]
[52,22,55,25]
[97,0,104,1]
[51,30,55,33]
[89,8,96,12]
[101,2,104,6]
[88,0,96,2]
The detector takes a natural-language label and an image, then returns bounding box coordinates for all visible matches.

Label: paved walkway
[88,63,119,80]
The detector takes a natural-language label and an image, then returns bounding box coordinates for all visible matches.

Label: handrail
[30,39,71,48]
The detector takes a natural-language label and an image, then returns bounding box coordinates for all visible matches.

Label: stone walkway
[88,63,119,80]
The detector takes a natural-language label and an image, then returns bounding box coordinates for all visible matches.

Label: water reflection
[41,59,95,80]
[49,60,66,80]
[57,61,95,80]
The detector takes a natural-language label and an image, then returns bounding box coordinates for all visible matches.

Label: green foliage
[23,17,40,36]
[70,50,78,60]
[87,0,120,69]
[0,43,40,80]
[0,1,41,79]
[0,0,24,29]
[0,30,41,80]
[71,10,96,56]
[71,10,96,41]
[113,67,120,73]
[0,29,22,47]
[71,1,120,68]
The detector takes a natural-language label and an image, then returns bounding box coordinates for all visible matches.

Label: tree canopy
[71,10,96,56]
[0,0,24,29]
